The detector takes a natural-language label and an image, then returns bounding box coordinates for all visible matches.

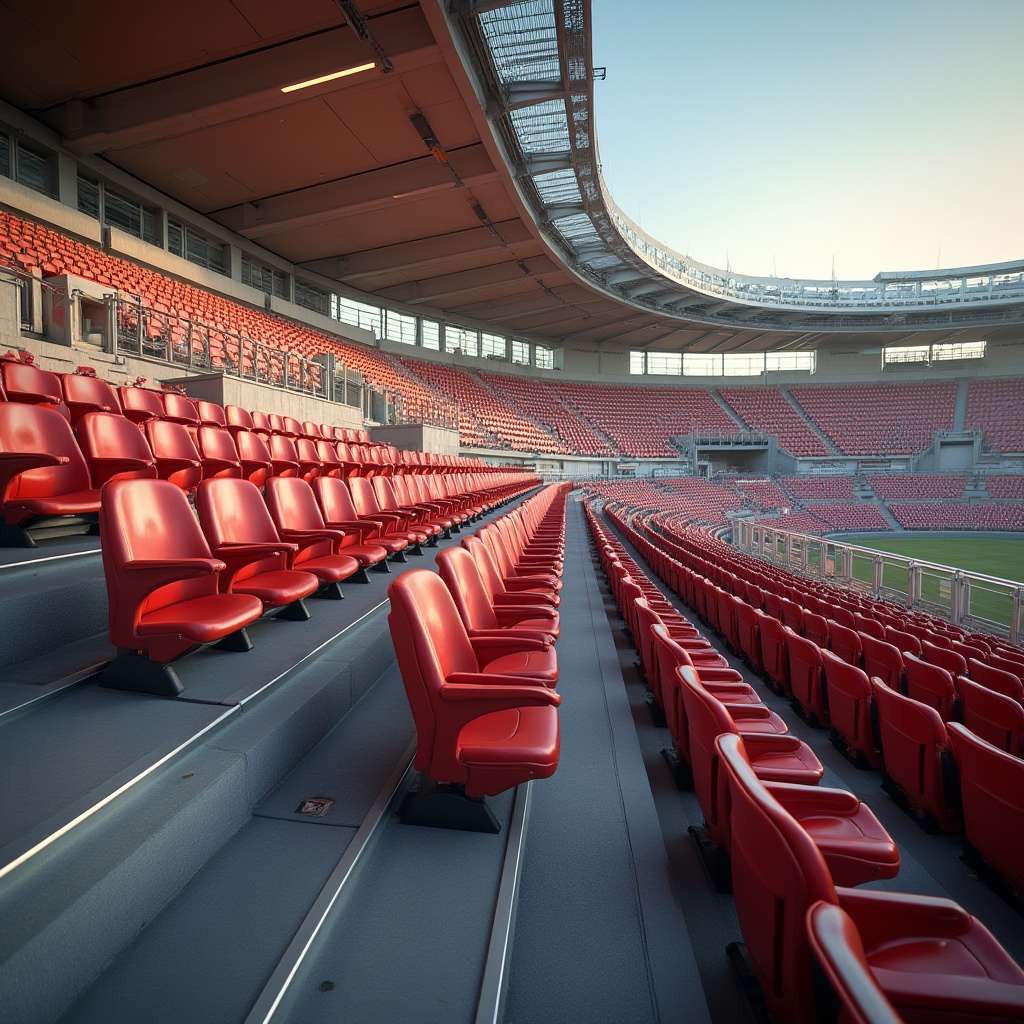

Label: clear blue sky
[592,0,1024,281]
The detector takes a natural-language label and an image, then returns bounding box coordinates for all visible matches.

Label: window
[481,332,506,359]
[883,344,929,365]
[168,219,227,274]
[445,325,478,356]
[646,352,682,376]
[629,350,645,374]
[241,254,288,298]
[421,320,440,350]
[295,279,330,316]
[765,352,816,373]
[512,339,530,365]
[332,294,382,335]
[79,175,160,245]
[1,131,56,197]
[682,354,722,376]
[932,340,985,361]
[722,354,765,376]
[384,309,417,345]
[534,345,554,370]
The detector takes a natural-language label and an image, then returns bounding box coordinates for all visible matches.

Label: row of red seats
[97,468,540,696]
[387,485,570,832]
[610,504,1024,906]
[589,502,1024,1022]
[0,384,512,546]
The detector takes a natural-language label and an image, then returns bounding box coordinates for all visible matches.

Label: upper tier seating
[550,382,737,458]
[779,475,856,500]
[868,474,967,499]
[480,371,617,456]
[790,381,956,455]
[965,378,1024,453]
[387,568,561,831]
[397,359,563,454]
[718,387,833,456]
[890,502,1024,531]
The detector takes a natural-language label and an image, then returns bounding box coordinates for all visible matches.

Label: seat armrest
[470,634,552,654]
[441,678,561,706]
[765,781,861,816]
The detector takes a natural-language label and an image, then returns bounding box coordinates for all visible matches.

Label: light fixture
[280,62,376,93]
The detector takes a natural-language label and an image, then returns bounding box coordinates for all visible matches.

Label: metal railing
[734,519,1024,643]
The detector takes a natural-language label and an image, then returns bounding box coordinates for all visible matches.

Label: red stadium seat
[0,402,100,546]
[144,418,202,493]
[871,679,960,832]
[903,652,958,721]
[98,478,264,695]
[313,475,409,562]
[947,722,1024,906]
[264,477,362,598]
[195,477,319,619]
[806,903,903,1024]
[387,569,561,831]
[821,650,881,768]
[957,677,1024,757]
[721,728,1024,1024]
[78,410,158,488]
[786,628,829,727]
[756,611,791,695]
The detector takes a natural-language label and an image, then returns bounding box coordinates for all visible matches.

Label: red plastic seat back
[195,400,227,427]
[884,625,923,657]
[268,433,300,477]
[436,546,500,633]
[947,721,1024,898]
[78,410,157,488]
[734,600,764,674]
[786,628,827,724]
[118,385,164,423]
[921,639,969,678]
[957,677,1024,756]
[347,475,384,518]
[234,429,272,488]
[853,612,884,640]
[161,392,199,427]
[803,612,829,649]
[718,732,836,1024]
[677,664,738,848]
[806,903,904,1024]
[224,405,254,434]
[756,610,790,693]
[61,373,120,425]
[871,678,958,830]
[196,425,241,479]
[1,360,62,406]
[0,403,93,509]
[145,419,202,492]
[101,478,218,651]
[903,653,957,721]
[821,649,878,766]
[968,657,1024,702]
[313,475,362,525]
[779,597,804,634]
[387,570,483,773]
[860,634,904,691]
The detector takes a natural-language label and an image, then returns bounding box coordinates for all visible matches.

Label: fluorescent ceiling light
[281,62,376,93]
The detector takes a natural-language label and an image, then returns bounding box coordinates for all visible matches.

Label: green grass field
[839,534,1024,630]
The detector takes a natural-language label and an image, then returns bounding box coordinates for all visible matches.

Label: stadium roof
[0,0,1021,353]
